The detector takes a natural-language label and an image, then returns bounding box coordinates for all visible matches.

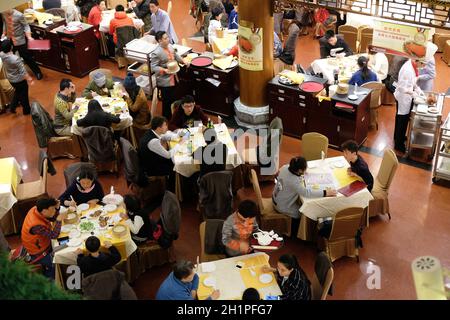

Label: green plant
[0,253,81,300]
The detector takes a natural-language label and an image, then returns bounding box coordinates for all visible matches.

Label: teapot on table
[253,231,273,246]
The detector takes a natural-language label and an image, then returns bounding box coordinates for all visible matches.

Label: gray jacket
[0,52,27,83]
[2,10,31,46]
[151,45,183,87]
[272,165,323,219]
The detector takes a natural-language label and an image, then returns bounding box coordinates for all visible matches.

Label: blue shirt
[348,69,378,86]
[228,9,238,30]
[150,9,178,44]
[156,272,200,300]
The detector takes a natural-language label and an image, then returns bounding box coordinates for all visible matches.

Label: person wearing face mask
[272,157,336,235]
[222,200,259,257]
[82,71,114,99]
[21,197,68,278]
[59,168,105,207]
[261,254,311,300]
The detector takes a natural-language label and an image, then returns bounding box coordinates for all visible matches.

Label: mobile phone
[58,236,69,246]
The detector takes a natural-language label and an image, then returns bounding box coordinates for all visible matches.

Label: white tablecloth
[71,97,133,136]
[197,252,282,300]
[99,10,144,33]
[0,158,22,220]
[299,156,373,221]
[171,123,242,178]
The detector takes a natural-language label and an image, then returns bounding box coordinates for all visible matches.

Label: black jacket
[138,130,174,176]
[277,268,311,300]
[77,246,121,277]
[77,103,120,129]
[319,36,353,59]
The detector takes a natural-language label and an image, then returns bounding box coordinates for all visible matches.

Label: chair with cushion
[199,219,226,262]
[311,252,334,300]
[442,40,450,65]
[358,27,373,53]
[63,162,98,188]
[338,25,358,53]
[361,81,383,130]
[250,169,291,236]
[199,171,233,220]
[242,117,283,184]
[301,132,328,161]
[82,269,137,300]
[369,148,399,220]
[80,126,119,174]
[433,32,450,52]
[320,207,364,262]
[45,8,66,18]
[30,102,79,159]
[116,26,140,68]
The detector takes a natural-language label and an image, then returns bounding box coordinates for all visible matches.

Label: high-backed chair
[311,252,334,300]
[361,81,383,130]
[63,162,98,187]
[199,171,233,220]
[45,8,66,18]
[321,207,364,262]
[301,132,328,161]
[369,149,399,219]
[442,40,450,65]
[199,220,226,262]
[338,25,358,53]
[250,169,291,236]
[358,27,373,53]
[434,32,450,52]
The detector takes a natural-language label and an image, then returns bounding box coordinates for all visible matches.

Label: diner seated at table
[156,260,220,300]
[168,95,208,131]
[120,194,162,245]
[88,0,107,39]
[76,99,121,128]
[242,288,261,300]
[367,45,389,82]
[348,56,378,86]
[194,128,228,178]
[109,5,135,45]
[21,197,68,279]
[319,30,353,59]
[147,0,178,44]
[82,71,115,99]
[208,7,223,45]
[138,116,180,189]
[129,0,152,33]
[222,200,259,257]
[262,254,311,300]
[272,157,337,227]
[59,168,105,207]
[341,140,374,191]
[53,78,78,136]
[122,73,151,127]
[76,236,121,277]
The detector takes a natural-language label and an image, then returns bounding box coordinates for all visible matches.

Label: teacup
[253,232,272,246]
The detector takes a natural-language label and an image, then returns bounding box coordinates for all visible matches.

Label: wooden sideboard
[268,75,371,147]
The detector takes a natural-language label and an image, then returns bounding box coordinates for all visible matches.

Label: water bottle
[354,83,359,95]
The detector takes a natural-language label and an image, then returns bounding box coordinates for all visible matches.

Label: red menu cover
[338,180,367,197]
[335,102,354,110]
[27,40,51,51]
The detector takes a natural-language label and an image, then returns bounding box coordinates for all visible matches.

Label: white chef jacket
[393,60,423,115]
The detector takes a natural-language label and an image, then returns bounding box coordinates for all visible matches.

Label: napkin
[212,55,233,70]
[201,262,216,273]
[279,70,304,84]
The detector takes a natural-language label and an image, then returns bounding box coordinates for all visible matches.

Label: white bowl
[59,206,68,214]
[104,204,117,212]
[69,229,81,239]
[259,273,273,284]
[203,277,216,287]
[77,203,89,211]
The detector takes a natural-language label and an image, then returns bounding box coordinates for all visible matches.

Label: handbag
[9,245,45,272]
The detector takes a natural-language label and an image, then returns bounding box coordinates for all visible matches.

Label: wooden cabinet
[177,64,239,117]
[30,21,66,71]
[268,76,371,147]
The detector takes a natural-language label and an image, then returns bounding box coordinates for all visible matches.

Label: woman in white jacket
[393,59,424,152]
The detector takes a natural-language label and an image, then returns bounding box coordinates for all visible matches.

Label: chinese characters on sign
[238,20,263,71]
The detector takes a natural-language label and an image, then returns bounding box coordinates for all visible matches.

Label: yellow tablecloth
[212,33,237,54]
[197,252,281,300]
[0,157,22,220]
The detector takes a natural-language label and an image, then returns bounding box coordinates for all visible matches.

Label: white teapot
[253,231,273,246]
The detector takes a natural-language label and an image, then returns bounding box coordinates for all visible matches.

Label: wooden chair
[63,162,98,187]
[433,32,450,52]
[358,27,373,53]
[338,25,358,54]
[250,169,291,236]
[321,207,364,262]
[199,220,226,262]
[301,132,328,161]
[311,252,334,300]
[369,149,399,220]
[361,81,383,130]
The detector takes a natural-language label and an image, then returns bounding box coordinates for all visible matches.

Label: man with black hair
[54,78,78,136]
[148,0,178,44]
[21,197,67,278]
[151,31,186,119]
[0,39,33,114]
[168,95,208,130]
[76,236,121,277]
[156,260,220,300]
[242,288,261,300]
[109,4,134,44]
[222,200,259,257]
[319,30,353,59]
[341,140,374,191]
[129,0,152,33]
[272,156,336,235]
